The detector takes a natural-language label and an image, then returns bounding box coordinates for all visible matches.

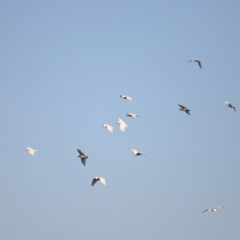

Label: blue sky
[1,1,240,239]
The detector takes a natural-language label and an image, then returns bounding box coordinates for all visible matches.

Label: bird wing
[29,150,35,156]
[118,118,125,124]
[126,96,132,101]
[91,178,99,186]
[178,104,186,109]
[197,60,202,68]
[120,123,127,132]
[186,110,191,115]
[107,125,113,132]
[77,149,84,155]
[128,113,137,117]
[81,158,86,166]
[99,178,106,185]
[130,149,138,154]
[202,208,210,213]
[233,106,236,112]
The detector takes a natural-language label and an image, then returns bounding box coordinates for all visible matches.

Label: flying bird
[102,124,114,133]
[117,118,128,132]
[202,207,223,213]
[128,148,145,156]
[187,59,202,68]
[25,147,37,156]
[77,149,88,166]
[119,95,132,101]
[91,177,106,186]
[126,112,139,118]
[178,104,190,115]
[224,101,236,112]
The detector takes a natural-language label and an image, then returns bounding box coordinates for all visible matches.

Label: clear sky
[1,1,240,239]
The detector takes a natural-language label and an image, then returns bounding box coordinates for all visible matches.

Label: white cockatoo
[102,124,114,133]
[117,118,128,132]
[25,147,37,156]
[119,95,132,101]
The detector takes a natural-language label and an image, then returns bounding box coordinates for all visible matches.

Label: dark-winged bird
[187,59,202,68]
[77,149,88,166]
[202,206,223,213]
[178,104,191,115]
[224,101,236,112]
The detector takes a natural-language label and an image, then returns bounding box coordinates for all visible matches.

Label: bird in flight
[224,101,236,112]
[102,124,114,133]
[91,177,106,186]
[187,59,202,68]
[128,148,145,156]
[202,207,223,213]
[126,112,139,118]
[178,104,191,115]
[25,147,37,156]
[117,118,128,132]
[77,149,88,166]
[119,95,132,101]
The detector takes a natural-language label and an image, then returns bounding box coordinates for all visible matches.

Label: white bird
[117,118,128,132]
[126,112,139,118]
[77,149,88,166]
[178,104,191,115]
[119,95,132,101]
[102,124,114,133]
[91,177,106,186]
[187,59,202,68]
[224,101,236,112]
[25,147,37,156]
[128,148,145,156]
[202,207,223,213]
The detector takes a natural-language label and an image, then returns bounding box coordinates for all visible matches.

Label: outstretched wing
[202,208,210,213]
[120,124,127,132]
[99,178,106,185]
[81,158,86,166]
[91,178,99,186]
[186,110,191,115]
[178,104,186,109]
[77,149,84,155]
[107,126,113,132]
[197,60,202,68]
[129,148,138,155]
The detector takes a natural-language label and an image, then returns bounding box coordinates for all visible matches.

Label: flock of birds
[25,58,236,213]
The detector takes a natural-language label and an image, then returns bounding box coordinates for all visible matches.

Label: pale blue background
[1,1,240,239]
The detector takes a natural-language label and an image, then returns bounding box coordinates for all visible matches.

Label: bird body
[25,147,37,156]
[224,101,236,112]
[77,149,88,166]
[91,177,106,186]
[119,95,132,101]
[178,104,191,115]
[202,207,223,213]
[128,148,145,156]
[117,118,128,132]
[102,124,114,133]
[187,59,202,68]
[126,112,139,118]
